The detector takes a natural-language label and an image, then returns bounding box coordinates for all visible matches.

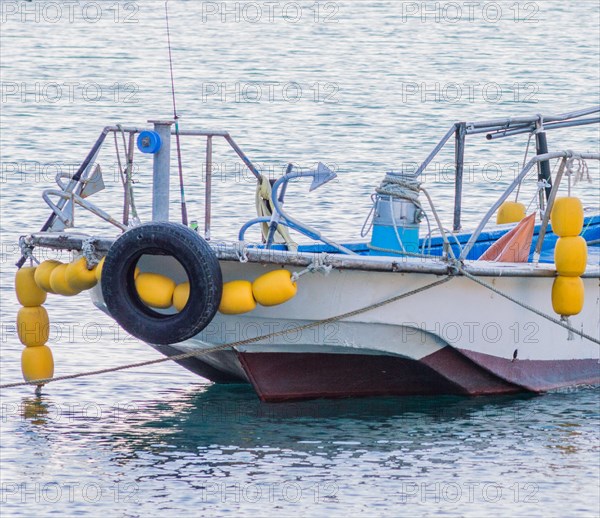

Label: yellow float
[33,259,61,293]
[496,201,526,225]
[16,264,56,387]
[49,263,81,296]
[252,270,297,307]
[551,276,584,316]
[135,272,176,309]
[65,257,98,291]
[554,236,588,277]
[17,306,50,347]
[95,256,105,281]
[550,197,584,237]
[173,282,190,311]
[15,266,47,306]
[219,280,256,314]
[21,345,54,383]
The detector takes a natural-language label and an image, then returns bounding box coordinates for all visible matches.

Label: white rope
[560,315,575,341]
[535,114,544,133]
[18,236,40,265]
[81,238,101,267]
[234,242,249,263]
[566,156,591,193]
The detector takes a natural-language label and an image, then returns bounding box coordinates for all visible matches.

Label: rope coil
[375,173,421,203]
[81,238,101,267]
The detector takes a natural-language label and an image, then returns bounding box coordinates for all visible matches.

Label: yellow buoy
[95,257,105,281]
[552,276,584,316]
[555,236,588,277]
[65,257,98,291]
[34,260,61,293]
[551,197,584,237]
[135,266,141,279]
[252,269,297,307]
[49,263,81,296]
[17,306,50,347]
[21,345,54,383]
[219,280,256,314]
[135,273,176,309]
[496,201,526,225]
[15,267,47,307]
[173,282,190,311]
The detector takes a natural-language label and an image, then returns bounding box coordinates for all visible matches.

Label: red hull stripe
[457,348,600,392]
[237,347,599,402]
[238,347,520,402]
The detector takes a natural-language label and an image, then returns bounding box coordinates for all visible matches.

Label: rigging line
[0,276,452,390]
[165,1,188,225]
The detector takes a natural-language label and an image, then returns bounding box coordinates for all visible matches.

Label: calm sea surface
[1,1,599,516]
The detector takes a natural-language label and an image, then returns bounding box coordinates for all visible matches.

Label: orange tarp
[479,213,536,263]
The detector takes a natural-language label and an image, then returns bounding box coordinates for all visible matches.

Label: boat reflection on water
[19,383,549,455]
[11,384,596,516]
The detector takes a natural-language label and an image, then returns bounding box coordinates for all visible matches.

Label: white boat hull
[92,258,600,401]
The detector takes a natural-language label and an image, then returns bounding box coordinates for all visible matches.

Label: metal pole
[415,124,457,178]
[121,131,135,225]
[534,158,567,261]
[466,106,600,129]
[150,120,173,222]
[535,130,552,204]
[205,136,213,240]
[485,117,600,140]
[224,134,261,179]
[126,131,136,222]
[466,122,532,136]
[453,123,466,232]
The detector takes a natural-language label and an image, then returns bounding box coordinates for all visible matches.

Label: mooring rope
[0,276,453,390]
[456,265,600,345]
[346,238,598,346]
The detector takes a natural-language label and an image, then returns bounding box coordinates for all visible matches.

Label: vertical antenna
[165,1,188,225]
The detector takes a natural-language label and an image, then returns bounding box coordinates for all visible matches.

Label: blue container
[370,224,420,255]
[137,130,162,154]
[369,195,421,255]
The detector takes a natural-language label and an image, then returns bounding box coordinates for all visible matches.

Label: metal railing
[17,107,600,268]
[459,151,600,261]
[103,124,261,241]
[17,123,262,267]
[413,106,600,232]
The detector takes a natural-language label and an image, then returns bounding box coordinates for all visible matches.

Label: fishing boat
[13,107,600,401]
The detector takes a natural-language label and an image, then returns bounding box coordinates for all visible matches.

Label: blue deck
[261,215,600,264]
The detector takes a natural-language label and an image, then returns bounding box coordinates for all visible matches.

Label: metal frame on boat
[15,107,600,401]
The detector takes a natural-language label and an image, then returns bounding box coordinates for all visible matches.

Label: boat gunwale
[24,232,600,278]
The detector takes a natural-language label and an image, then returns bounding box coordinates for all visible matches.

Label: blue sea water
[1,1,599,516]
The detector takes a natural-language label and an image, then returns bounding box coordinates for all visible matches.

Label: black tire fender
[101,222,222,345]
